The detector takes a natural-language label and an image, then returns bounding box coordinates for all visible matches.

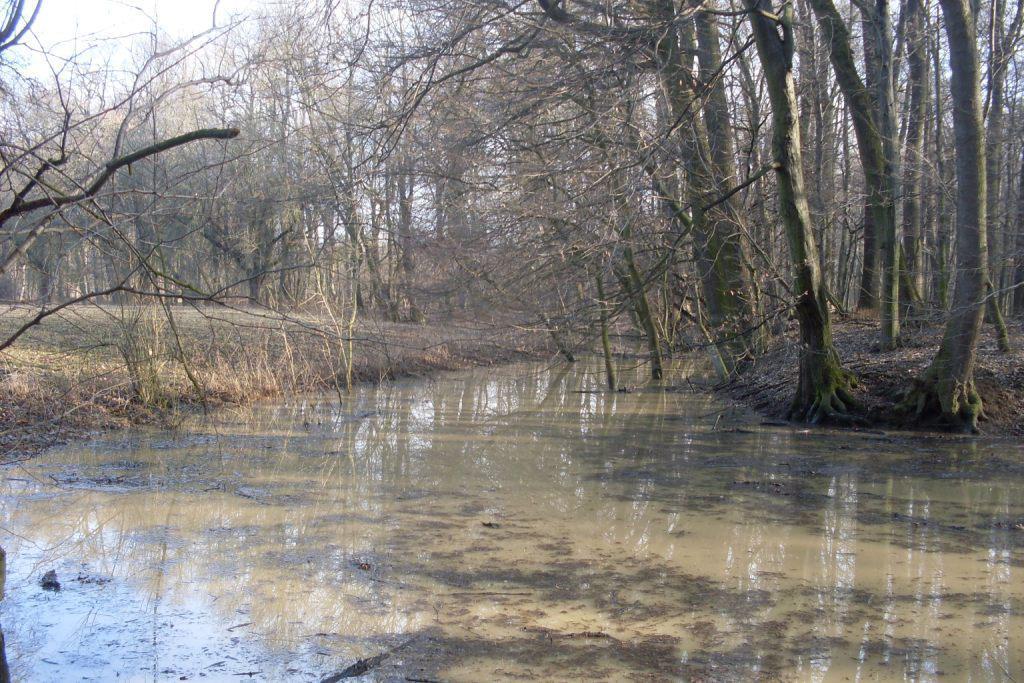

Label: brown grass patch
[0,303,551,459]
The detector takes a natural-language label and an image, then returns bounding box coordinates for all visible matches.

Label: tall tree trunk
[650,0,759,375]
[807,0,900,347]
[694,4,765,363]
[932,14,954,309]
[595,273,617,391]
[614,260,664,380]
[859,203,879,309]
[396,162,424,323]
[983,0,1014,351]
[868,0,902,346]
[1014,152,1024,315]
[746,0,857,423]
[902,0,988,432]
[901,0,928,316]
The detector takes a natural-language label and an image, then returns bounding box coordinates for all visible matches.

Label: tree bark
[693,4,765,363]
[1014,152,1024,315]
[932,14,954,310]
[902,0,988,432]
[806,0,900,346]
[595,273,617,391]
[746,0,857,423]
[868,0,902,347]
[901,0,928,316]
[983,0,1014,351]
[651,0,759,375]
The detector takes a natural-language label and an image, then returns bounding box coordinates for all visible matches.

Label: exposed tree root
[898,372,986,434]
[793,381,861,425]
[788,347,863,426]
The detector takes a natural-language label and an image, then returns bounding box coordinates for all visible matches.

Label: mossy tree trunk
[902,0,988,432]
[745,0,858,423]
[869,0,902,348]
[1014,152,1024,315]
[858,201,879,310]
[931,21,954,311]
[693,4,765,365]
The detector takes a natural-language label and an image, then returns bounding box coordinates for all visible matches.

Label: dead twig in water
[320,637,418,682]
[994,658,1016,683]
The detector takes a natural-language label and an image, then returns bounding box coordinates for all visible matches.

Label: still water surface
[1,359,1023,681]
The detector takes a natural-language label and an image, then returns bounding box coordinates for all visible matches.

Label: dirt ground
[0,303,552,460]
[721,316,1024,437]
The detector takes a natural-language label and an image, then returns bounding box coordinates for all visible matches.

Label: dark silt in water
[1,358,1022,681]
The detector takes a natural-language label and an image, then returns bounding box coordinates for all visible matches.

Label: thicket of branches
[1,0,1021,431]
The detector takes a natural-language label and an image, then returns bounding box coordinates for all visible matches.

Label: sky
[29,0,263,53]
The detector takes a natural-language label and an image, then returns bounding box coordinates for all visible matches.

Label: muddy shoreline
[6,314,1022,467]
[717,318,1024,438]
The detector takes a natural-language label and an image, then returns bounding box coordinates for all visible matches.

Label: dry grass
[0,303,550,459]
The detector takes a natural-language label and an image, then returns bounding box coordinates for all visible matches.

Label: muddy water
[1,359,1023,681]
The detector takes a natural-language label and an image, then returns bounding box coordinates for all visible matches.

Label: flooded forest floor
[0,304,551,461]
[4,306,1024,466]
[723,317,1024,437]
[1,357,1022,681]
[1,310,1023,678]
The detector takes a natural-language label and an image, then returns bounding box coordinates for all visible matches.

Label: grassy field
[0,302,550,459]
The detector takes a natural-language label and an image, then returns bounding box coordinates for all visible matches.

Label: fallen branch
[0,127,240,278]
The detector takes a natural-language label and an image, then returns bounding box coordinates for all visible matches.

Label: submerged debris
[74,572,112,585]
[321,638,417,679]
[320,637,417,682]
[320,652,389,681]
[40,570,61,591]
[993,519,1024,531]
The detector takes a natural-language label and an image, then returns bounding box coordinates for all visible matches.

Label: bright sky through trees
[31,0,261,51]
